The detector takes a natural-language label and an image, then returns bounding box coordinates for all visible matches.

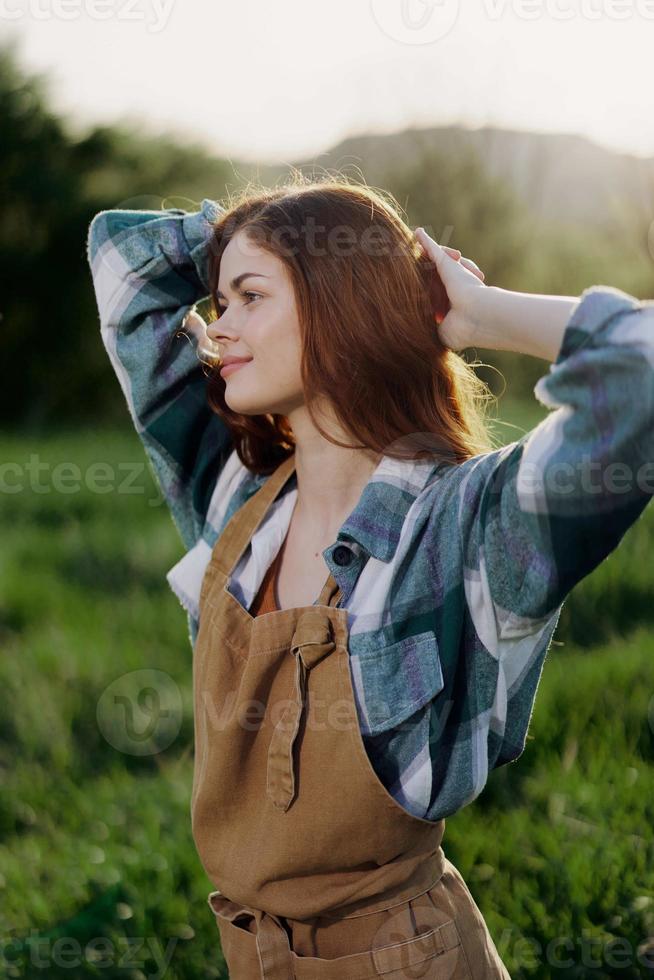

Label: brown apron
[192,452,512,979]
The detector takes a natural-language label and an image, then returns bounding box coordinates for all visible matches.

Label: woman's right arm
[86,198,233,552]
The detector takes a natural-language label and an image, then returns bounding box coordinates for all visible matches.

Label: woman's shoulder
[165,450,295,623]
[164,449,258,619]
[205,449,268,541]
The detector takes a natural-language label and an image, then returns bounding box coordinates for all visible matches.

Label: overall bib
[192,452,512,979]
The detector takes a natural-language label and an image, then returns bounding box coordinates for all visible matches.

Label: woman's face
[206,229,305,417]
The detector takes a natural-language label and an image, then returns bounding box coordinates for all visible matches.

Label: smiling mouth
[220,360,251,377]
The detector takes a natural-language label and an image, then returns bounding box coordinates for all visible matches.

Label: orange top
[249,545,282,616]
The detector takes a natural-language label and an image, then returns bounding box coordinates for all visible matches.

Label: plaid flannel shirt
[87,198,654,821]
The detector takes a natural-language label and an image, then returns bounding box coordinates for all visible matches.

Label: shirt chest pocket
[353,629,445,736]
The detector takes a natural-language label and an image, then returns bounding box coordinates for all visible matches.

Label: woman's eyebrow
[216,273,270,299]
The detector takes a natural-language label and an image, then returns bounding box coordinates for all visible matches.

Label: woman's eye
[216,291,261,314]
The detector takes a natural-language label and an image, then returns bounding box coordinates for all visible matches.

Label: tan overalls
[192,452,512,979]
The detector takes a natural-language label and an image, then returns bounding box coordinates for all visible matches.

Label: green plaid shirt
[87,199,654,821]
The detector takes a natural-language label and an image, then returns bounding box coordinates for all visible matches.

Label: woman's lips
[220,360,251,378]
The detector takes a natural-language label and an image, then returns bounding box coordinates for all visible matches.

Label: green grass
[1,415,653,979]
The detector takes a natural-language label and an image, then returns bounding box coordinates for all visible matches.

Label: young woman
[87,178,654,979]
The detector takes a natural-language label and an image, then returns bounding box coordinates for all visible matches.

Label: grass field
[1,407,653,979]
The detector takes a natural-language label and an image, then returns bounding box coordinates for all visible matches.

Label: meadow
[1,398,653,979]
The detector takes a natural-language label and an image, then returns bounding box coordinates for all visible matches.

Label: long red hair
[201,173,497,475]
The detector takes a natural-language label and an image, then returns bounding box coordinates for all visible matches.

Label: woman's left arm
[466,286,578,362]
[474,284,654,631]
[415,228,654,633]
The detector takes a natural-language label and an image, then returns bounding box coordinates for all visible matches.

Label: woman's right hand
[415,227,487,351]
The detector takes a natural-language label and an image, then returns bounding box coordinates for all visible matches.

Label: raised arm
[461,283,654,638]
[409,244,654,821]
[86,198,232,551]
[414,228,654,635]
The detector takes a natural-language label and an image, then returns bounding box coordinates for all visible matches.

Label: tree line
[2,39,652,430]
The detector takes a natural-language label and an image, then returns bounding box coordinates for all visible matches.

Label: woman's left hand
[414,227,487,351]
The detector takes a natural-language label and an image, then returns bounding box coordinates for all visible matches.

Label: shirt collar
[334,453,445,563]
[252,451,447,564]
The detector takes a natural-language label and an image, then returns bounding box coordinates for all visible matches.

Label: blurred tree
[0,40,232,428]
[381,145,532,290]
[0,39,91,428]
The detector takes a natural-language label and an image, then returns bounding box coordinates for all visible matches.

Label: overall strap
[211,452,298,578]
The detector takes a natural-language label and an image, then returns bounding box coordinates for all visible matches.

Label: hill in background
[245,124,654,232]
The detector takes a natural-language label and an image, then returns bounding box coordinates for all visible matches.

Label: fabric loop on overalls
[252,908,295,980]
[267,611,336,812]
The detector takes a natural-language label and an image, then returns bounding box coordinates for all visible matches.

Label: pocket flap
[354,629,444,735]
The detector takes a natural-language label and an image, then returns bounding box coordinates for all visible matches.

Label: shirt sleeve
[86,198,233,552]
[461,283,654,644]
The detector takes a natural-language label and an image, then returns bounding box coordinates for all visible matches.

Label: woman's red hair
[200,173,497,476]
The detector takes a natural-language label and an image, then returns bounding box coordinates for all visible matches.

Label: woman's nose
[207,317,225,344]
[206,314,235,344]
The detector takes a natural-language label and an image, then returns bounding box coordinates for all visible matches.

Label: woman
[86,178,654,979]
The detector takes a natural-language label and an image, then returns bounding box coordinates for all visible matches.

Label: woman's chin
[224,389,273,416]
[223,379,301,417]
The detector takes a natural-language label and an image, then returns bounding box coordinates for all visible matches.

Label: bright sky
[4,0,654,163]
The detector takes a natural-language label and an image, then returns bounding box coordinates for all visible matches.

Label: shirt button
[332,545,353,567]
